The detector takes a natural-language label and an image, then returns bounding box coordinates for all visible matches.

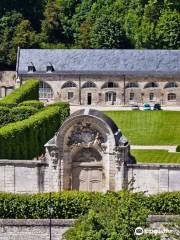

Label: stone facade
[45,109,130,192]
[0,71,16,98]
[17,49,180,106]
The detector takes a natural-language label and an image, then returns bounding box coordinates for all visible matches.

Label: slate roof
[17,49,180,76]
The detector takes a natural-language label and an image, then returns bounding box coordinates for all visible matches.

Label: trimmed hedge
[19,100,44,109]
[176,145,180,152]
[0,80,39,107]
[0,106,38,127]
[0,102,69,159]
[0,191,179,219]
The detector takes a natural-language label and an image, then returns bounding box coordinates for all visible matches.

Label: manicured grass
[131,150,180,164]
[104,111,180,145]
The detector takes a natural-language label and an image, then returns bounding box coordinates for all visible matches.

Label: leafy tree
[76,20,92,48]
[0,11,23,67]
[90,15,132,49]
[155,9,180,49]
[41,0,65,43]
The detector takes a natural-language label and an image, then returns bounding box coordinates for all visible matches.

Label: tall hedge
[0,102,69,159]
[0,106,38,127]
[0,191,179,219]
[0,80,39,107]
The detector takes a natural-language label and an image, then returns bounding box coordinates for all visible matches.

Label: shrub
[11,106,39,122]
[63,191,160,240]
[0,107,11,126]
[0,102,69,159]
[0,106,38,127]
[176,145,180,152]
[0,80,39,107]
[0,191,179,220]
[19,100,44,109]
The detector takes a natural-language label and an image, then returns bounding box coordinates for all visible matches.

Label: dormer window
[28,63,36,72]
[46,64,54,72]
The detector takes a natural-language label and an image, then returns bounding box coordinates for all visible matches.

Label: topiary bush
[0,102,70,159]
[0,191,179,219]
[0,106,38,127]
[0,80,39,107]
[176,145,180,152]
[19,100,44,109]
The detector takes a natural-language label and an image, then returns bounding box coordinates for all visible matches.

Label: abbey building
[16,49,180,106]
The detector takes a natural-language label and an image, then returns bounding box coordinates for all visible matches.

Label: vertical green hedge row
[0,106,39,127]
[0,80,39,107]
[0,103,70,159]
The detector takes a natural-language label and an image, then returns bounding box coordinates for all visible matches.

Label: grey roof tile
[17,49,180,76]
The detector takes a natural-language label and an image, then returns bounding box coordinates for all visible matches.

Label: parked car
[143,103,151,110]
[131,105,140,110]
[153,103,161,110]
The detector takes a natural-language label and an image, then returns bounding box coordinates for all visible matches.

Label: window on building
[28,65,36,72]
[68,92,74,100]
[102,81,118,89]
[105,91,116,102]
[46,65,54,72]
[144,82,158,88]
[82,81,96,88]
[164,82,178,88]
[126,82,139,88]
[129,92,134,100]
[168,93,176,101]
[149,92,154,101]
[61,81,77,89]
[39,81,53,99]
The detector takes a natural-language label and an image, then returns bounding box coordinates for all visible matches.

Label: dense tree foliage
[0,0,180,69]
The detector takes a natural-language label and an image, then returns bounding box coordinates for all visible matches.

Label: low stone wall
[0,219,74,240]
[0,216,179,240]
[0,160,49,193]
[127,163,180,194]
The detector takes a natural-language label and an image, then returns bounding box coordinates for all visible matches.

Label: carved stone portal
[45,109,131,192]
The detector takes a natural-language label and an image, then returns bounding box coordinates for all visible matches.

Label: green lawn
[131,149,180,163]
[104,111,180,145]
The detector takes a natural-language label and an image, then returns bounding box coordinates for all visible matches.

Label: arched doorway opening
[72,147,102,192]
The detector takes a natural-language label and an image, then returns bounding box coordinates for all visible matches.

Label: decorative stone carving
[113,146,125,168]
[67,122,106,152]
[50,147,59,169]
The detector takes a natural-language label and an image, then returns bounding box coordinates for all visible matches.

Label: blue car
[143,103,151,110]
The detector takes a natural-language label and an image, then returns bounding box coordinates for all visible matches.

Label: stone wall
[21,74,180,106]
[0,216,179,240]
[127,163,180,194]
[0,219,74,240]
[0,71,16,98]
[0,160,49,194]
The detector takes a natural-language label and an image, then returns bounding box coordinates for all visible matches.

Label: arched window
[105,91,116,102]
[168,93,176,101]
[102,81,118,89]
[39,81,53,99]
[61,81,77,89]
[144,82,158,88]
[126,82,139,88]
[82,81,96,88]
[164,82,178,88]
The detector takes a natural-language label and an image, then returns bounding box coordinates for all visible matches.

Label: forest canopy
[0,0,180,69]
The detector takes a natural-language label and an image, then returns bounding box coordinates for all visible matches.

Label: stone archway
[72,147,102,192]
[45,108,130,192]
